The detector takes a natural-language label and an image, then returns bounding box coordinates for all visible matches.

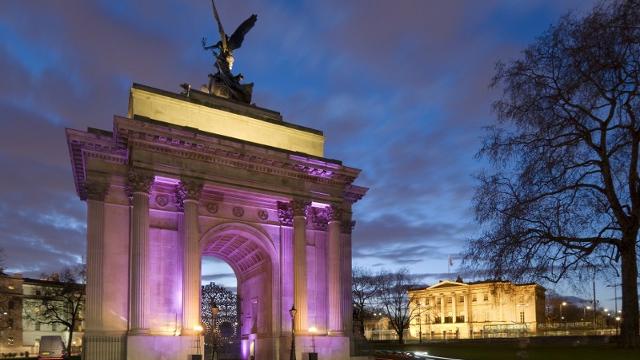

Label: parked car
[38,336,68,360]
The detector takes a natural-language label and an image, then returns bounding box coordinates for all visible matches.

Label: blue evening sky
[0,0,622,309]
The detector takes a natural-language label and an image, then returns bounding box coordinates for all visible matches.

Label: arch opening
[200,223,276,360]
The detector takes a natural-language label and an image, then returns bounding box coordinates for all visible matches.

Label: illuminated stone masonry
[66,83,367,360]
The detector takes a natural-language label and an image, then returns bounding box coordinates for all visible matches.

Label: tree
[351,266,382,339]
[25,266,85,355]
[465,0,640,347]
[376,269,418,344]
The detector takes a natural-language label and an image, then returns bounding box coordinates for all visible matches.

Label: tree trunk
[620,232,639,348]
[67,322,74,356]
[397,329,404,344]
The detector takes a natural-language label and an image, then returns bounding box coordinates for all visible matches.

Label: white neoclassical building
[408,279,545,339]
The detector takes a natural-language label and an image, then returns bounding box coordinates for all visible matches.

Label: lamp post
[211,301,220,360]
[289,305,297,360]
[194,324,204,358]
[560,301,567,330]
[606,283,621,335]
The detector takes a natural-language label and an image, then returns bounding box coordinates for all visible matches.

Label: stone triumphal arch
[66,84,367,359]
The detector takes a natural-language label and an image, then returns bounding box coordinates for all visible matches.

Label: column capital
[291,199,311,217]
[276,201,293,226]
[84,179,109,201]
[327,204,343,222]
[175,179,204,210]
[126,170,153,196]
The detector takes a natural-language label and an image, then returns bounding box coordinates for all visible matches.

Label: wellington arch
[66,83,367,360]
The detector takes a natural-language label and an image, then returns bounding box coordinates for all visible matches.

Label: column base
[294,335,350,360]
[83,333,126,360]
[126,335,203,360]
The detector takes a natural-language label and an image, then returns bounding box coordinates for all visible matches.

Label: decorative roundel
[232,206,244,217]
[257,209,268,221]
[155,194,169,207]
[206,202,219,214]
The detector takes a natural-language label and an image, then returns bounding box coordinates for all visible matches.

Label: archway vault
[200,222,277,281]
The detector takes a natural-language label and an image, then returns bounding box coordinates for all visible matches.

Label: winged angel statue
[201,0,257,103]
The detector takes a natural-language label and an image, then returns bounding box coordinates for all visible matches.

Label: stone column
[464,293,469,323]
[177,180,204,335]
[452,293,457,323]
[440,296,445,324]
[292,199,310,332]
[85,180,109,332]
[327,205,342,334]
[465,292,471,323]
[127,170,153,334]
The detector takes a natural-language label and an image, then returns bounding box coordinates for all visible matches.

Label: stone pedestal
[126,335,202,360]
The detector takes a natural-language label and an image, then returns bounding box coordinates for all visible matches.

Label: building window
[425,298,430,305]
[520,312,525,323]
[35,322,41,331]
[52,323,57,331]
[35,289,41,296]
[456,315,465,323]
[7,336,14,346]
[436,298,441,305]
[472,295,477,302]
[8,319,13,328]
[459,296,464,303]
[483,294,489,302]
[447,297,452,304]
[444,316,453,323]
[8,300,14,309]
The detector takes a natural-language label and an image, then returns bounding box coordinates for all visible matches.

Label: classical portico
[67,83,367,359]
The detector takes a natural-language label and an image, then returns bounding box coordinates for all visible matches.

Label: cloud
[0,0,599,283]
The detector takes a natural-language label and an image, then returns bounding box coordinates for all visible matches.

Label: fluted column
[327,205,342,334]
[464,293,470,323]
[440,296,445,324]
[85,180,109,332]
[127,170,153,334]
[452,293,457,323]
[292,199,310,332]
[177,180,204,335]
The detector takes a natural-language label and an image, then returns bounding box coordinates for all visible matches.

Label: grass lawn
[400,342,640,360]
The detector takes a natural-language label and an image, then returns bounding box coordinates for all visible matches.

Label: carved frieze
[232,206,245,217]
[206,202,219,214]
[277,201,293,226]
[257,209,269,221]
[155,194,170,208]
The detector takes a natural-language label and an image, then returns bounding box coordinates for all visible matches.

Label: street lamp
[289,305,297,360]
[560,302,567,321]
[211,301,220,360]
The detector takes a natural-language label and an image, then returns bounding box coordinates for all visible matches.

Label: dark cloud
[0,0,599,286]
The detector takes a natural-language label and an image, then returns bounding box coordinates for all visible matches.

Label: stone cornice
[115,116,361,187]
[66,128,127,201]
